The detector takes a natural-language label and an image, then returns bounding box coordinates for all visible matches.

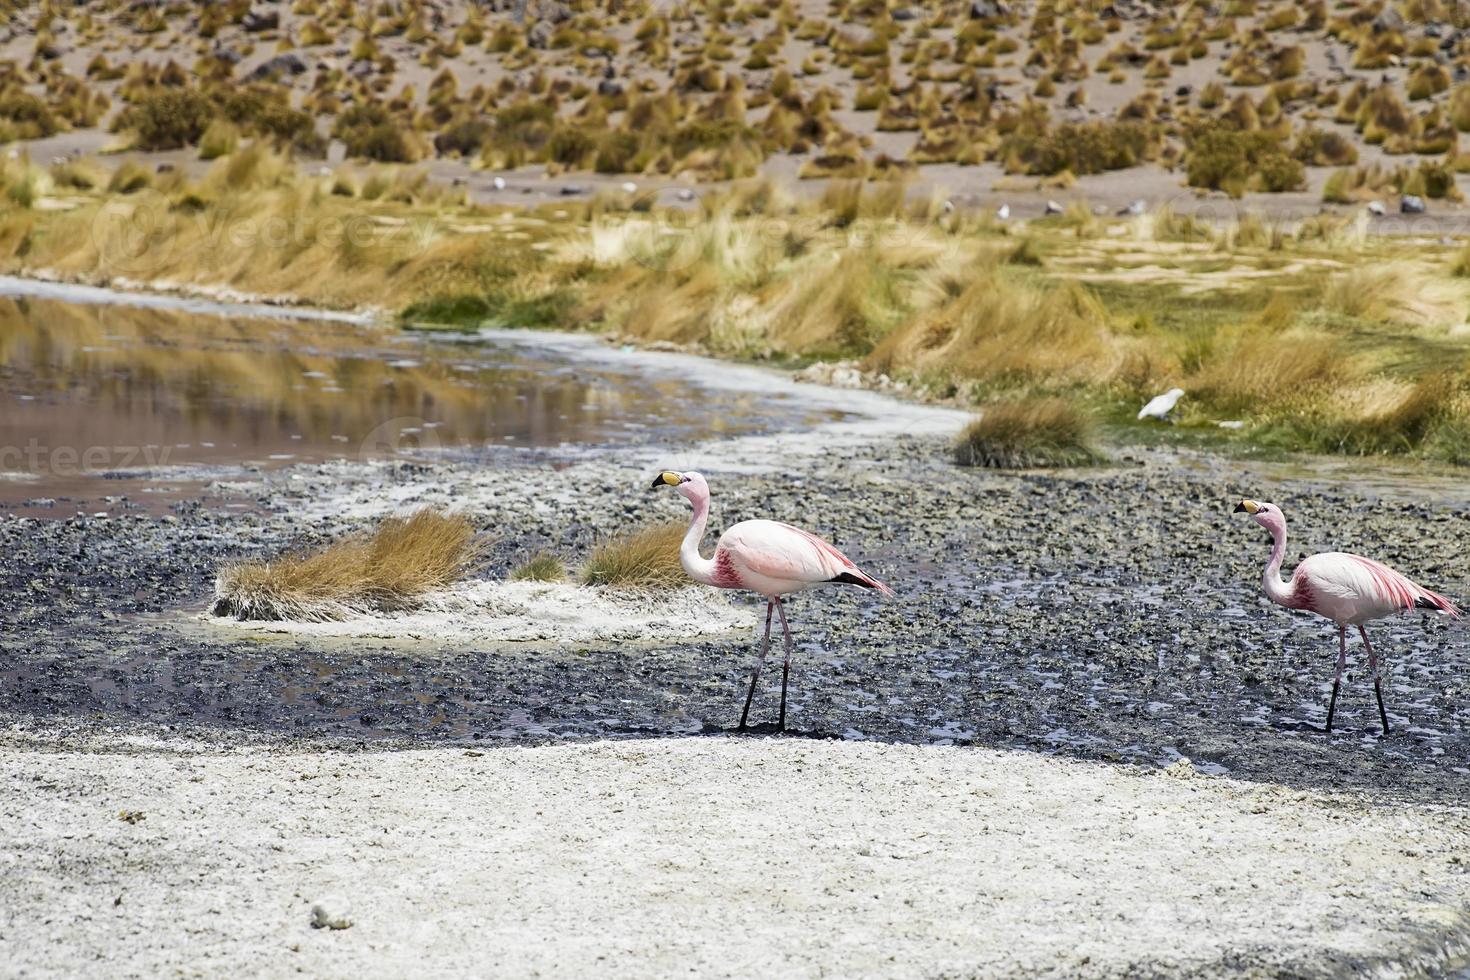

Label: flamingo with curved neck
[652,469,893,732]
[1235,498,1458,734]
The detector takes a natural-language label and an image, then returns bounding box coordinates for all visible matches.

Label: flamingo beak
[1234,500,1260,514]
[650,471,681,489]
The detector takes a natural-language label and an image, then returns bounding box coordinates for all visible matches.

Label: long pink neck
[1261,517,1293,606]
[680,489,715,585]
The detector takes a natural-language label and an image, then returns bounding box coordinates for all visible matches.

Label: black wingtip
[829,572,876,589]
[1415,595,1440,610]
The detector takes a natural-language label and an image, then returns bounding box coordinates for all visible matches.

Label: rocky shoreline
[3,420,1468,799]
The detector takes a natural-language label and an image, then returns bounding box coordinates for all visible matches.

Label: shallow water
[0,291,844,517]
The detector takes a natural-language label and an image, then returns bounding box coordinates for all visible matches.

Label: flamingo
[1234,499,1459,734]
[651,470,893,732]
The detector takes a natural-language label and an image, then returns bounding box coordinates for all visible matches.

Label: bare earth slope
[5,1,1470,217]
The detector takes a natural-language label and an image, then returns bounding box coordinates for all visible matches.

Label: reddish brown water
[0,292,843,518]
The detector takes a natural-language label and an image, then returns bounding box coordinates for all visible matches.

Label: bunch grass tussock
[953,397,1104,468]
[1321,263,1466,329]
[580,520,688,590]
[211,509,484,621]
[510,550,567,583]
[866,267,1121,388]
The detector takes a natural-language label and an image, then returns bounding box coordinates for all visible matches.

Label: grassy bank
[1,146,1469,463]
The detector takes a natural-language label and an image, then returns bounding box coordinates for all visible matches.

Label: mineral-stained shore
[4,379,1470,974]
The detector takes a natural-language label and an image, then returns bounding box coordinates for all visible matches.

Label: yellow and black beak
[650,471,682,489]
[1233,499,1260,514]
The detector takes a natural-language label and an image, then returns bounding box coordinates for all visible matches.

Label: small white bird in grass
[620,181,638,194]
[995,203,1011,220]
[652,470,893,733]
[1138,387,1185,421]
[492,176,507,190]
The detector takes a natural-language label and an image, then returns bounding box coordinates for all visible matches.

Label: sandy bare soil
[2,735,1468,979]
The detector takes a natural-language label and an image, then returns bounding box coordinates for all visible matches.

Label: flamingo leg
[738,601,775,731]
[1358,625,1390,736]
[774,598,794,733]
[1325,624,1347,733]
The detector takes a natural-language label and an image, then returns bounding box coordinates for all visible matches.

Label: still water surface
[0,293,844,516]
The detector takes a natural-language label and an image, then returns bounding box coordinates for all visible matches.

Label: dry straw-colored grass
[212,508,484,621]
[510,550,567,583]
[7,149,1470,464]
[954,397,1103,468]
[867,269,1120,387]
[580,520,688,590]
[1322,263,1466,329]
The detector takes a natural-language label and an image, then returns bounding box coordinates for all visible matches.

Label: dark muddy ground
[3,433,1467,804]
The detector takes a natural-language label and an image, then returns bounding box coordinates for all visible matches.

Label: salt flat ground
[2,736,1467,979]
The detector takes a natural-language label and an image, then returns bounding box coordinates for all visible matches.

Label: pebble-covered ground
[3,428,1468,803]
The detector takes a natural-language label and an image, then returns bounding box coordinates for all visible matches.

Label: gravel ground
[2,736,1468,980]
[3,432,1468,798]
[5,336,1470,974]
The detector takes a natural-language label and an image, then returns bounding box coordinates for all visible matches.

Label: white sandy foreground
[2,738,1468,979]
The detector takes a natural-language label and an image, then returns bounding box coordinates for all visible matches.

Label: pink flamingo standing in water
[1234,499,1459,734]
[652,470,893,732]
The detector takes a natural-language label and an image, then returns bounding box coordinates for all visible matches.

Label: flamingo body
[652,470,891,731]
[1283,552,1458,624]
[708,519,893,598]
[1234,498,1458,734]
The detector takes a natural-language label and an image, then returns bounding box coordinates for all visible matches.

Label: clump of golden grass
[953,397,1103,468]
[1331,372,1460,455]
[1321,263,1465,328]
[866,268,1120,389]
[1188,327,1343,416]
[510,550,566,583]
[211,508,483,621]
[580,520,687,590]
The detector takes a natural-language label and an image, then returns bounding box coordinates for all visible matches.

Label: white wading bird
[1138,387,1185,421]
[1234,498,1459,734]
[652,470,893,732]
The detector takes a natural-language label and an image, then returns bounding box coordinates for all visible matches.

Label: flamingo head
[650,469,709,505]
[1234,498,1285,536]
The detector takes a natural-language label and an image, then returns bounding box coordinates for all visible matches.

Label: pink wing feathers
[1297,552,1459,617]
[718,520,894,596]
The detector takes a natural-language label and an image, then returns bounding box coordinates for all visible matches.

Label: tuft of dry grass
[867,268,1119,389]
[211,508,484,621]
[510,550,567,583]
[1321,263,1465,328]
[953,397,1103,468]
[580,520,687,590]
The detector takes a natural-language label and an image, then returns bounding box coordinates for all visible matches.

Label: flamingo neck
[1261,519,1293,606]
[680,490,716,585]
